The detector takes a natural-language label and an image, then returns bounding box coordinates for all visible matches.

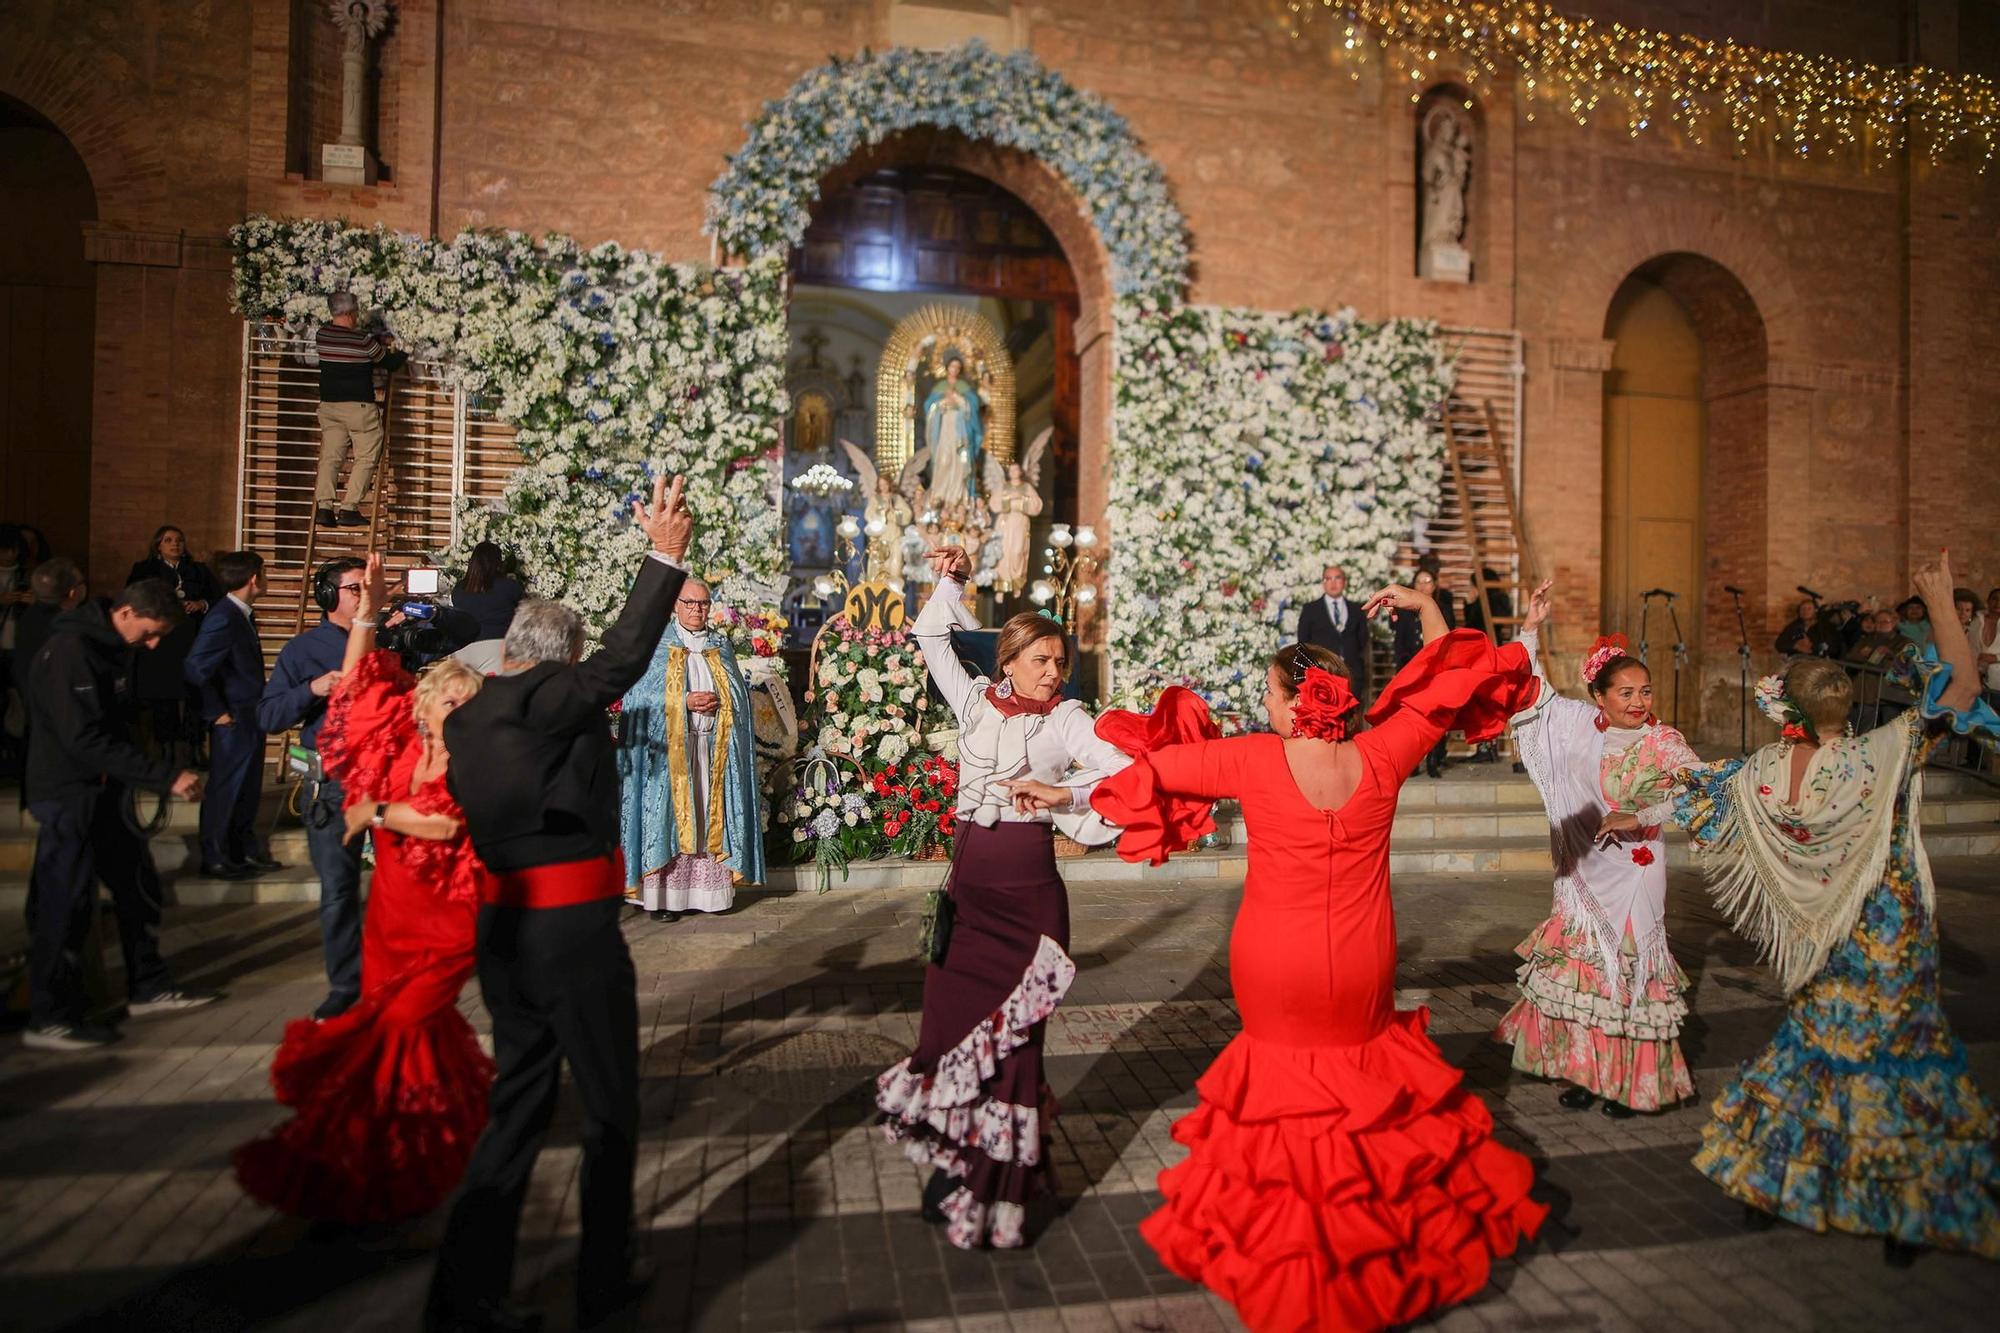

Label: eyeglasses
[336,583,364,596]
[677,598,711,609]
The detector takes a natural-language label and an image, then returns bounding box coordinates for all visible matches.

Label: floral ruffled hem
[1142,1010,1546,1332]
[875,934,1077,1250]
[1493,912,1694,1111]
[1695,1072,2000,1257]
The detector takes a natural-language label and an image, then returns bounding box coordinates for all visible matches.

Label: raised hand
[634,473,693,560]
[1912,548,1954,613]
[359,552,389,619]
[1520,577,1554,633]
[1363,583,1429,619]
[926,545,972,583]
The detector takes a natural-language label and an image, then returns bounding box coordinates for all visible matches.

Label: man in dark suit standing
[1294,563,1371,702]
[183,551,273,879]
[427,474,691,1333]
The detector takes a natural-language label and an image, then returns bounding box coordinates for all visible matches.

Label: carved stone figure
[1419,101,1473,282]
[323,1,392,184]
[922,356,985,507]
[985,428,1052,594]
[839,438,929,586]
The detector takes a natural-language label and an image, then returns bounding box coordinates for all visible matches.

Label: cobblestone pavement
[3,859,1999,1332]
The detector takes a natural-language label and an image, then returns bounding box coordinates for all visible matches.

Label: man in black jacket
[184,551,273,878]
[22,579,212,1051]
[427,474,690,1333]
[1294,563,1371,703]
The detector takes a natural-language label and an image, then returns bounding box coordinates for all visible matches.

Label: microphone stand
[1663,592,1687,730]
[1637,591,1654,675]
[1728,587,1751,753]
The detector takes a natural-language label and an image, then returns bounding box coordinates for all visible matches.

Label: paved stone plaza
[4,855,1999,1332]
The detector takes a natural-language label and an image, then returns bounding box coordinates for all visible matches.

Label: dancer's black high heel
[1883,1236,1927,1268]
[1599,1099,1635,1119]
[1557,1086,1597,1111]
[1742,1204,1778,1232]
[920,1168,955,1224]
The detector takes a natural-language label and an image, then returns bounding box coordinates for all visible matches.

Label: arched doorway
[0,95,96,558]
[1601,253,1768,734]
[781,141,1097,683]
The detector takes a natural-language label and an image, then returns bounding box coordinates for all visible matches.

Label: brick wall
[0,0,1996,742]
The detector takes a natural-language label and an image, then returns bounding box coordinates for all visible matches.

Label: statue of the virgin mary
[922,355,984,506]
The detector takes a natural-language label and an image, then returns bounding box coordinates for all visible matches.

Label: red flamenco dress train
[1092,633,1548,1332]
[232,651,496,1225]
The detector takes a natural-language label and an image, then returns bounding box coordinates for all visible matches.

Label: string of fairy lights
[1280,0,2000,169]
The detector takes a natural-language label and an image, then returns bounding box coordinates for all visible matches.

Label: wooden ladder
[1440,395,1540,645]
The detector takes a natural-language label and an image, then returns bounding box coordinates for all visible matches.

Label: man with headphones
[255,557,364,1020]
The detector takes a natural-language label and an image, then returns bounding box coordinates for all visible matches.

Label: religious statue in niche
[791,388,833,454]
[838,439,927,586]
[1418,100,1473,283]
[985,428,1051,594]
[919,353,987,507]
[323,0,393,185]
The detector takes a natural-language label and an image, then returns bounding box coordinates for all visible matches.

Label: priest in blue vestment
[617,578,764,919]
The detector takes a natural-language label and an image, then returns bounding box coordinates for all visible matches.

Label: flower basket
[913,843,951,862]
[1053,834,1089,859]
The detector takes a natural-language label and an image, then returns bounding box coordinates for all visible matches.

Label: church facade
[3,0,1996,740]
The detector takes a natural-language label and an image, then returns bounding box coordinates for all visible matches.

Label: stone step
[4,820,1995,909]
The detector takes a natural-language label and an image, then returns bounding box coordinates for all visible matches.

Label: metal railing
[1840,657,1998,783]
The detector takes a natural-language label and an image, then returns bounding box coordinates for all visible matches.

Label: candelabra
[809,514,862,608]
[1028,523,1103,626]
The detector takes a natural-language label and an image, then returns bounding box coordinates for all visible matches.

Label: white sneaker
[23,1022,123,1051]
[128,987,222,1015]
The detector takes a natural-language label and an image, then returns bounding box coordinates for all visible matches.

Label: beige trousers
[315,401,386,508]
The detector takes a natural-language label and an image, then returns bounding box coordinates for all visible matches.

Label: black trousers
[28,788,171,1026]
[430,897,638,1317]
[199,719,265,865]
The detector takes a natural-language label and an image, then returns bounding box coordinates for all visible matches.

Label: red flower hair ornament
[1289,667,1357,742]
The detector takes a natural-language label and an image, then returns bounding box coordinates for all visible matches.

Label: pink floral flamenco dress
[232,650,496,1224]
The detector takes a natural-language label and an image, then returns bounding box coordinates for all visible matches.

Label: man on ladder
[314,291,406,529]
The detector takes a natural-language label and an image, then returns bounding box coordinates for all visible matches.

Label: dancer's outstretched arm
[909,545,982,723]
[1914,549,1980,714]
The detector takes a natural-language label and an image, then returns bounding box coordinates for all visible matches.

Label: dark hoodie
[23,601,176,803]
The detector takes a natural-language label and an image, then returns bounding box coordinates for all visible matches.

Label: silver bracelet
[354,616,379,628]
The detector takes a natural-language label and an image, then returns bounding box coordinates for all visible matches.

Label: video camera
[378,567,478,667]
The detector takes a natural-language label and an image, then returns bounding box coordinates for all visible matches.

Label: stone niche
[886,0,1023,53]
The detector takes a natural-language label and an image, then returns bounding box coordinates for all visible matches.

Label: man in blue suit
[184,551,272,879]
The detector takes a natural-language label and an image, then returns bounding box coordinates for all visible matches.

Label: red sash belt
[485,852,625,909]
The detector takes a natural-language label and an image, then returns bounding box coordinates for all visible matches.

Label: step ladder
[289,372,398,635]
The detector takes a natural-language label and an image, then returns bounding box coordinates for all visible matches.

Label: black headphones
[313,558,363,613]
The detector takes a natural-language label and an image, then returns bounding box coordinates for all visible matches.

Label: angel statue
[922,355,985,506]
[838,438,928,585]
[985,428,1051,594]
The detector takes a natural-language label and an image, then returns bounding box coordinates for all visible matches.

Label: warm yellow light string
[1279,0,1999,170]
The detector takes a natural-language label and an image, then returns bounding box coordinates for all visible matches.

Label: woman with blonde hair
[1675,551,2000,1265]
[874,545,1210,1250]
[235,554,497,1225]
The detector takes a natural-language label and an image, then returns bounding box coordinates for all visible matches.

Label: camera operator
[376,573,479,671]
[22,579,215,1051]
[257,558,361,1021]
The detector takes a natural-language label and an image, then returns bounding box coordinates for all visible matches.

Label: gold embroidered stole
[663,646,736,858]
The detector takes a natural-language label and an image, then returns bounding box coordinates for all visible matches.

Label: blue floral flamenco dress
[1674,648,2000,1257]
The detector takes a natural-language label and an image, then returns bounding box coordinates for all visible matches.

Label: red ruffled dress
[1092,633,1548,1333]
[233,650,496,1225]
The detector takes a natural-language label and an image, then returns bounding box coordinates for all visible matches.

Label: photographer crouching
[22,579,218,1052]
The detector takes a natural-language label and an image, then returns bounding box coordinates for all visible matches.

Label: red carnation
[1630,846,1655,867]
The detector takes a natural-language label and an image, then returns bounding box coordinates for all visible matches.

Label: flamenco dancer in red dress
[1087,585,1547,1332]
[234,554,496,1225]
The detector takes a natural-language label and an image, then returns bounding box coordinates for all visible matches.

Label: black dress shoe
[335,507,369,527]
[579,1258,655,1329]
[1600,1099,1636,1119]
[312,993,359,1022]
[1557,1086,1597,1111]
[243,855,283,873]
[315,505,339,527]
[199,860,254,880]
[650,909,681,923]
[424,1299,543,1333]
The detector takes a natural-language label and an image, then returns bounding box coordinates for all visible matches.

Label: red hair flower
[1781,723,1810,743]
[1630,846,1655,867]
[1290,667,1356,743]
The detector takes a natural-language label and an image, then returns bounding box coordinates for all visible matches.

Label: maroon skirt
[875,820,1078,1249]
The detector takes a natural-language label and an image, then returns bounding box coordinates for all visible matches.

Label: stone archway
[0,95,99,557]
[806,127,1120,546]
[1599,253,1770,736]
